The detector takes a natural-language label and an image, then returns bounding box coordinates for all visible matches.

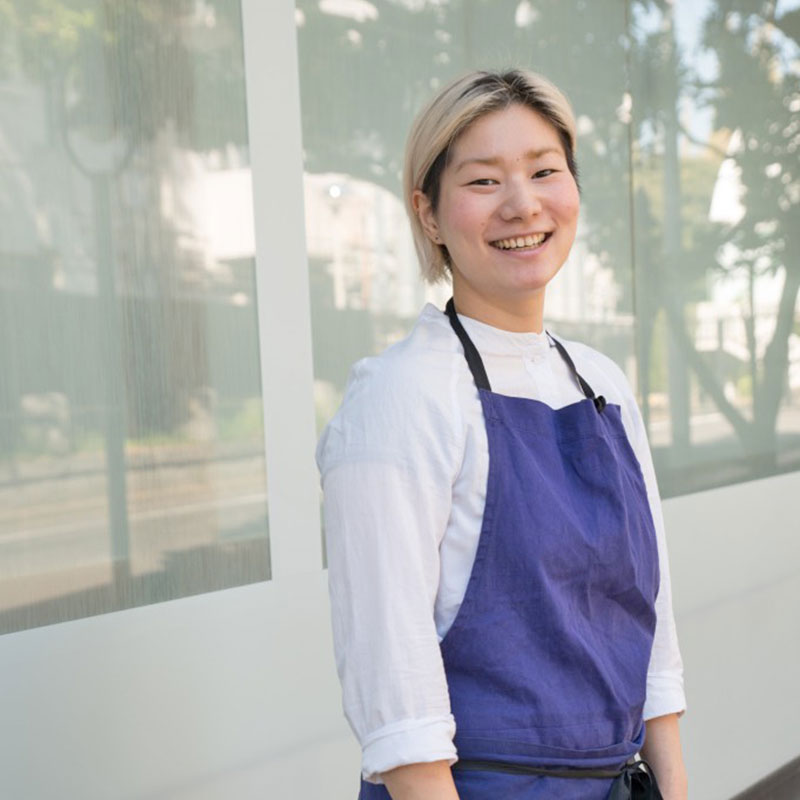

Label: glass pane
[297,0,635,425]
[629,0,800,496]
[0,0,270,634]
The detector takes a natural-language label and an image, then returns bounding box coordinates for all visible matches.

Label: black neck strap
[546,333,607,413]
[444,298,606,413]
[445,298,492,391]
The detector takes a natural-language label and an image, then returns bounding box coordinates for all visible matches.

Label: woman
[317,69,687,799]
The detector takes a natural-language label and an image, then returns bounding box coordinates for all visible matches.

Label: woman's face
[416,103,580,325]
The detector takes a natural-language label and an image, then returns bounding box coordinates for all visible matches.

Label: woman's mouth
[490,232,552,251]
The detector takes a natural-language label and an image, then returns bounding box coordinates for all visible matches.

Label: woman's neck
[451,285,546,333]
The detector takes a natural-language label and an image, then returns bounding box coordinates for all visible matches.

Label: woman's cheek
[561,180,581,216]
[452,194,483,220]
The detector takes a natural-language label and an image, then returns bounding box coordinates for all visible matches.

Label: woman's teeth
[492,233,548,250]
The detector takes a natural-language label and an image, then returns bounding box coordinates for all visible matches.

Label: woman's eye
[469,178,497,186]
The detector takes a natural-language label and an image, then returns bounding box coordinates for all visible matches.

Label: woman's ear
[412,189,442,244]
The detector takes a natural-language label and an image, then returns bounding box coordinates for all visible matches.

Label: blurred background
[0,1,798,797]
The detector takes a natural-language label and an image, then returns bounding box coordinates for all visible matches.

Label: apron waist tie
[453,759,662,799]
[607,760,663,800]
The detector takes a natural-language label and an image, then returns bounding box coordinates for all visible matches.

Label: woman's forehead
[449,105,565,166]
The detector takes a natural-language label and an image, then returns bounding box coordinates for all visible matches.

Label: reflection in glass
[299,0,800,500]
[629,0,800,495]
[0,0,270,634]
[297,0,636,434]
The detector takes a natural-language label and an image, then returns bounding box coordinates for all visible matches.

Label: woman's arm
[318,354,463,781]
[606,359,687,798]
[641,713,688,799]
[382,761,460,800]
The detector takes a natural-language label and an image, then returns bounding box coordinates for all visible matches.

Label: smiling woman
[317,69,687,800]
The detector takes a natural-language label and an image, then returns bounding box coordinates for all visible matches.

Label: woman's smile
[489,231,552,251]
[489,233,550,250]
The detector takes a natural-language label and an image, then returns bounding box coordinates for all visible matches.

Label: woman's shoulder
[347,303,462,393]
[317,304,467,471]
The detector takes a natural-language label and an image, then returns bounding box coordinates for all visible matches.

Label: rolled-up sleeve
[317,355,463,783]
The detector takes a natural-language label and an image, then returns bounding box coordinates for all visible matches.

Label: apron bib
[358,300,661,799]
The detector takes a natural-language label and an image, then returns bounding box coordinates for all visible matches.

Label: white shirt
[317,303,685,784]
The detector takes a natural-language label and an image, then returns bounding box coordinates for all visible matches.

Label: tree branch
[662,297,754,446]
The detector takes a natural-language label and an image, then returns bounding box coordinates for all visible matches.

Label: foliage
[1,0,248,149]
[297,0,800,475]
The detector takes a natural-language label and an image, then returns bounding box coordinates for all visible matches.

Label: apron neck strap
[444,298,606,413]
[445,298,491,391]
[546,333,607,413]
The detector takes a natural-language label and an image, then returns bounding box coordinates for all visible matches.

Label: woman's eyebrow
[453,148,562,173]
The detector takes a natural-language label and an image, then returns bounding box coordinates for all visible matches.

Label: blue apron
[359,299,661,799]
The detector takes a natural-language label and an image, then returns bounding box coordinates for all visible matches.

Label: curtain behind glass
[0,0,270,634]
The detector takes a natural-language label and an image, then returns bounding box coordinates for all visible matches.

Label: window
[297,0,800,502]
[0,0,270,634]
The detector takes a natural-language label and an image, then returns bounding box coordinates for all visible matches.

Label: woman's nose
[500,181,543,221]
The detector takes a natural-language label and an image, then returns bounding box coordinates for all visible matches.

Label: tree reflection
[630,0,799,488]
[0,0,270,632]
[701,1,799,460]
[298,0,800,494]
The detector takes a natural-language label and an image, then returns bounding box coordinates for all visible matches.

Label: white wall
[1,472,797,799]
[666,470,800,798]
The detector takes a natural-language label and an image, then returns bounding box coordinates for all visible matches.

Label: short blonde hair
[403,69,579,284]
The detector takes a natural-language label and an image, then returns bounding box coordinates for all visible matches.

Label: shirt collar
[423,302,553,357]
